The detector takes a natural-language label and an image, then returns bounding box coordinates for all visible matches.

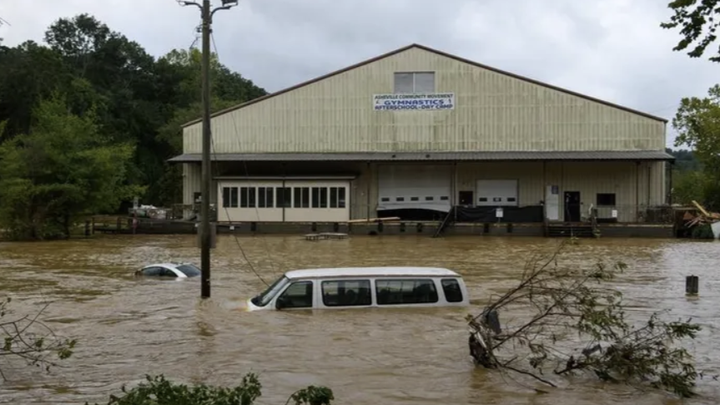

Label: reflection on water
[0,235,719,404]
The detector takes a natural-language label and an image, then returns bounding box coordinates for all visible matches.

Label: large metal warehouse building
[170,43,673,226]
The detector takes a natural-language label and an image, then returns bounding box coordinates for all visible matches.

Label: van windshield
[251,276,290,307]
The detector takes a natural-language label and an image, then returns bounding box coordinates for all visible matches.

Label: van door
[275,280,315,310]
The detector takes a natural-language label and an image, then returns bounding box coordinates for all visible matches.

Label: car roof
[283,266,461,280]
[142,263,192,269]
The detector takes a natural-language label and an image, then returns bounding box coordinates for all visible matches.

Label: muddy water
[0,235,718,404]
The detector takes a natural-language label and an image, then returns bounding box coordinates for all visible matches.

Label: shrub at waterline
[88,373,334,405]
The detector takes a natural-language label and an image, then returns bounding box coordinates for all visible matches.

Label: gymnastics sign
[373,93,455,111]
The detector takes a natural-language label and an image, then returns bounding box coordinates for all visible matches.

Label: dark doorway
[564,191,581,222]
[459,190,474,206]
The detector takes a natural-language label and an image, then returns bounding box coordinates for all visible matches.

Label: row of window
[380,196,450,202]
[222,186,347,209]
[277,278,463,309]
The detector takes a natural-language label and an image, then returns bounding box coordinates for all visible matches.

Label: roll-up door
[476,180,518,207]
[378,165,452,212]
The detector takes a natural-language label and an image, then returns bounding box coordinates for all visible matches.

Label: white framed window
[222,187,238,208]
[394,72,435,94]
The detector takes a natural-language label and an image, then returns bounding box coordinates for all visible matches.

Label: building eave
[180,43,668,128]
[168,150,676,163]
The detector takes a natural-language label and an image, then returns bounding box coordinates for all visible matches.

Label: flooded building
[169,44,673,226]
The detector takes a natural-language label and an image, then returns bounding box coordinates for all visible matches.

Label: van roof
[284,266,461,280]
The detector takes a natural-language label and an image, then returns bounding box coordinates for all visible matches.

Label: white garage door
[476,180,518,207]
[378,165,452,212]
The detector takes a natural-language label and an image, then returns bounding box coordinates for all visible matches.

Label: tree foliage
[0,95,141,240]
[0,297,76,381]
[661,0,720,61]
[89,373,334,405]
[468,239,706,398]
[0,13,267,222]
[669,85,720,209]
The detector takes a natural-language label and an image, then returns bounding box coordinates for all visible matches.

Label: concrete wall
[183,47,665,154]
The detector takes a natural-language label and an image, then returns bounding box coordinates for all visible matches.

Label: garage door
[378,165,452,212]
[476,180,518,207]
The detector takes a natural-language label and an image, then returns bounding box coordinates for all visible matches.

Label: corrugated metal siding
[456,161,666,223]
[183,47,664,154]
[182,163,217,205]
[182,163,200,205]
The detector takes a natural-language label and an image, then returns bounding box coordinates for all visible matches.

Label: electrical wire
[204,31,272,286]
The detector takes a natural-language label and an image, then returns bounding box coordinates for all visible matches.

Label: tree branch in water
[0,297,76,380]
[467,238,708,398]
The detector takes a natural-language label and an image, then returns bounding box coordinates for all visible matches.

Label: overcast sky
[1,0,717,148]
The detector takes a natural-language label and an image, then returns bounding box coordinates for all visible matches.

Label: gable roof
[181,43,667,127]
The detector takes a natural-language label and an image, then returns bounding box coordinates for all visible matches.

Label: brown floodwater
[0,234,719,405]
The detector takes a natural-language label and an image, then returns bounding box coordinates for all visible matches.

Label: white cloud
[1,0,718,147]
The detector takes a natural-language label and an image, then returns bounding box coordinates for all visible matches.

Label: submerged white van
[246,266,470,311]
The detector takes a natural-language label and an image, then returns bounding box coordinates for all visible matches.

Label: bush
[88,373,334,405]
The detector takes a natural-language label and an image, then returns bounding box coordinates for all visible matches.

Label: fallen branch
[0,297,76,380]
[467,238,707,398]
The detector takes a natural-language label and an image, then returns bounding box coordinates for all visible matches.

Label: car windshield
[176,264,201,277]
[251,276,290,307]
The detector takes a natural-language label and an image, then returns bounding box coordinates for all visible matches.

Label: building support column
[281,163,287,222]
[366,162,371,220]
[541,161,547,220]
[560,161,565,222]
[667,160,674,205]
[635,160,640,222]
[647,162,651,208]
[452,162,458,221]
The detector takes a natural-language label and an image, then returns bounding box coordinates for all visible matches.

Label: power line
[210,31,272,287]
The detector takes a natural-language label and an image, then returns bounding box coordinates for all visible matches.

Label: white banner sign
[373,93,455,111]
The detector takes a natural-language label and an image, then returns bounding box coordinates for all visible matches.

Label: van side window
[375,279,439,305]
[441,278,463,303]
[321,280,372,307]
[277,281,313,308]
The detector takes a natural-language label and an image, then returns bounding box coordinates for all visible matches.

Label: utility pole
[177,0,238,298]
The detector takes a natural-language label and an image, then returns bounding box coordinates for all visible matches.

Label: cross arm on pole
[177,0,202,10]
[211,1,239,19]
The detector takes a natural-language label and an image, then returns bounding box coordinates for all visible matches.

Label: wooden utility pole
[177,0,238,298]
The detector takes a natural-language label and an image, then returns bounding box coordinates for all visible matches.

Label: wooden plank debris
[305,232,349,241]
[346,217,400,224]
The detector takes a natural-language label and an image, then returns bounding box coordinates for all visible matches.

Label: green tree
[670,85,720,209]
[667,148,701,172]
[0,40,71,141]
[661,0,720,61]
[671,169,709,205]
[0,95,142,240]
[149,48,266,206]
[0,13,267,212]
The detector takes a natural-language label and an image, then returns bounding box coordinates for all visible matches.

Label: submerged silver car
[135,262,201,278]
